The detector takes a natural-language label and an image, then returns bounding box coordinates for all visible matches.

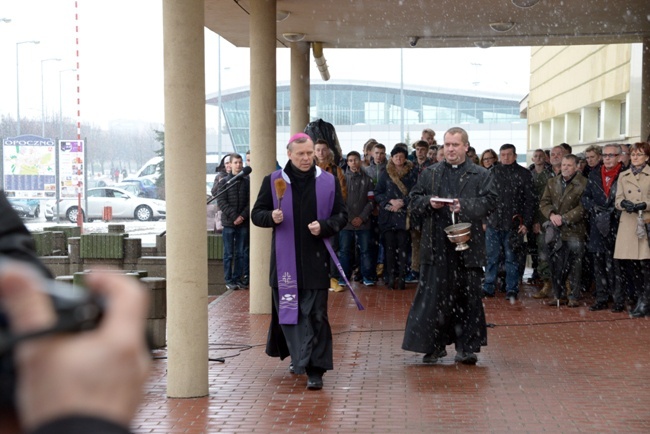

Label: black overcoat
[251,163,347,290]
[402,161,496,355]
[0,191,52,277]
[409,161,497,267]
[581,166,621,252]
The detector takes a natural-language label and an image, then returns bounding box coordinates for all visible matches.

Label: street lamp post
[41,58,61,137]
[16,40,40,136]
[217,35,222,159]
[59,68,77,139]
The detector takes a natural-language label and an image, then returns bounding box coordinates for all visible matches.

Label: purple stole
[271,167,364,325]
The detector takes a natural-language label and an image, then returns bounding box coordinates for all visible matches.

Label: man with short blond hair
[403,126,496,365]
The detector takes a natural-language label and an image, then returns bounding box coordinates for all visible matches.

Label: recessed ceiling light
[474,40,496,49]
[282,33,305,43]
[276,10,290,22]
[511,0,540,8]
[489,22,515,32]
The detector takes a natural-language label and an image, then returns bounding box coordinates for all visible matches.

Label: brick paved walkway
[134,281,650,433]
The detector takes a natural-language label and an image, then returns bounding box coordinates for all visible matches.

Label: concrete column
[540,120,551,148]
[642,38,650,142]
[601,99,621,140]
[162,0,208,398]
[529,123,540,149]
[249,0,276,315]
[565,113,580,145]
[290,41,311,134]
[551,116,565,147]
[581,107,599,143]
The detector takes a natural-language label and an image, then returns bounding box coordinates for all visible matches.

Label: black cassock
[402,160,496,355]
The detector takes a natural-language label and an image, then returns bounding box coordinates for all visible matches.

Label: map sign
[2,135,56,199]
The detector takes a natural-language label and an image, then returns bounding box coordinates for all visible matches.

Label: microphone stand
[206,177,245,205]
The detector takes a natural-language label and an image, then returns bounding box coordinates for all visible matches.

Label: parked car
[114,183,145,197]
[57,187,166,223]
[7,198,40,219]
[43,200,56,221]
[118,178,158,198]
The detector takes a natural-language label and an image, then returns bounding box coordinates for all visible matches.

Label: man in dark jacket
[402,127,497,365]
[539,154,588,307]
[339,151,376,286]
[581,144,625,312]
[217,153,250,291]
[482,144,536,300]
[251,133,347,391]
[0,192,53,278]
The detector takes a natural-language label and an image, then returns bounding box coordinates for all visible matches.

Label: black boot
[397,277,405,290]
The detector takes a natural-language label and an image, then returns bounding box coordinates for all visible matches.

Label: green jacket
[539,173,587,240]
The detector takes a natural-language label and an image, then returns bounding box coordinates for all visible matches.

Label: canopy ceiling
[205,0,650,49]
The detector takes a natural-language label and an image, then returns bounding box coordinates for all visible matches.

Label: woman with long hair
[361,138,378,169]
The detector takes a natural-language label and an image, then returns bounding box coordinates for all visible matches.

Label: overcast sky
[0,0,531,132]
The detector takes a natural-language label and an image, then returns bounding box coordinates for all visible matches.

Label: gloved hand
[621,199,636,213]
[633,202,647,212]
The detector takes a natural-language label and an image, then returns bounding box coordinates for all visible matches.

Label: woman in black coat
[581,144,624,312]
[374,146,418,289]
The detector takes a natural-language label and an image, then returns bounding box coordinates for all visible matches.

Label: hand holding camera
[0,262,151,432]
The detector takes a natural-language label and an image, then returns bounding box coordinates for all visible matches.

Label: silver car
[57,187,166,223]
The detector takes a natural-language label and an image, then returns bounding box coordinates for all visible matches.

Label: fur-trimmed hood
[386,159,414,179]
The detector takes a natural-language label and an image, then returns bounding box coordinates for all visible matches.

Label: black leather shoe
[289,363,295,374]
[611,303,625,313]
[397,278,405,290]
[589,301,608,311]
[454,351,478,365]
[386,277,395,289]
[307,375,323,390]
[423,348,447,364]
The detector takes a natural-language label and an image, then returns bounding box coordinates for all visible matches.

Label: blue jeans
[339,229,376,281]
[483,227,520,295]
[222,226,249,284]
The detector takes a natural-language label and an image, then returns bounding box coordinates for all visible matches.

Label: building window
[620,101,626,136]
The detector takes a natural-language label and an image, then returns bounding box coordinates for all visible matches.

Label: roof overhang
[205,0,650,49]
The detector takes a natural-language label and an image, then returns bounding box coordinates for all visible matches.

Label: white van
[128,156,162,182]
[131,155,223,196]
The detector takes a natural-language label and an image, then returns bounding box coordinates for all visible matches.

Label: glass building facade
[207,82,523,155]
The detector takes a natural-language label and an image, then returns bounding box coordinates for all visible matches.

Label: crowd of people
[324,131,650,319]
[208,126,650,391]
